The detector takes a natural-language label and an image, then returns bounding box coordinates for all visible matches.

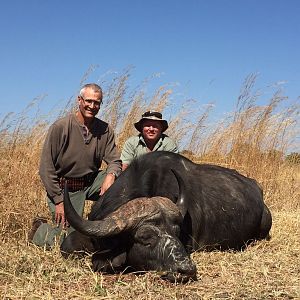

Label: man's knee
[31,222,64,248]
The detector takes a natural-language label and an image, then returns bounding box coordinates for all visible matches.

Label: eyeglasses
[142,111,162,119]
[80,96,102,107]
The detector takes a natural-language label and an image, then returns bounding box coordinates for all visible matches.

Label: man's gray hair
[79,83,103,97]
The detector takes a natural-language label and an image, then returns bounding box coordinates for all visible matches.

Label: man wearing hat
[121,111,178,170]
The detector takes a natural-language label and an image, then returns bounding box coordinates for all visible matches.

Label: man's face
[78,88,102,120]
[142,120,163,143]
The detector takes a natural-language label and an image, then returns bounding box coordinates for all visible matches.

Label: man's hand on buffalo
[100,173,115,196]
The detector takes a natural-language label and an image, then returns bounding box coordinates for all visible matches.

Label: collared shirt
[39,113,122,204]
[120,134,178,165]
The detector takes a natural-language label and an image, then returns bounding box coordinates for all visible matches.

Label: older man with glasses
[29,83,122,248]
[121,111,178,171]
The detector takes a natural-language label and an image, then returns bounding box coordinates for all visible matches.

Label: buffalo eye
[172,224,181,236]
[134,226,159,247]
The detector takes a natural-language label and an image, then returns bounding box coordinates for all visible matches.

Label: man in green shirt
[29,83,122,248]
[121,111,178,170]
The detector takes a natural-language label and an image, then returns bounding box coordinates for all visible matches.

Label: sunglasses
[142,111,162,119]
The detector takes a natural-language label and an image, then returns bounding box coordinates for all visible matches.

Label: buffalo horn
[171,169,188,217]
[64,183,180,238]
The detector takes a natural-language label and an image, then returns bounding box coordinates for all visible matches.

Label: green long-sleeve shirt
[120,134,178,166]
[39,113,122,204]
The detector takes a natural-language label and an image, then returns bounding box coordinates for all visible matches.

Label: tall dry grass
[0,71,299,299]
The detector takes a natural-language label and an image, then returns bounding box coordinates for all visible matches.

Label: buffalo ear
[171,169,188,217]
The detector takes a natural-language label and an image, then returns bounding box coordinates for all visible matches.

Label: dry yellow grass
[0,72,299,299]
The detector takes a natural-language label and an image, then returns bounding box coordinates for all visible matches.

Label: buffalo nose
[177,261,197,276]
[164,262,197,283]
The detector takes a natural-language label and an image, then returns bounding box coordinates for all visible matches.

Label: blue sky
[0,0,299,119]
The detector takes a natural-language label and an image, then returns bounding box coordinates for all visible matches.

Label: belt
[59,172,97,192]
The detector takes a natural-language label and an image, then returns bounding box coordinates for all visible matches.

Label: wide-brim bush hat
[134,111,168,132]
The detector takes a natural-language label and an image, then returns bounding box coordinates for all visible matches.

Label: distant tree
[285,152,300,164]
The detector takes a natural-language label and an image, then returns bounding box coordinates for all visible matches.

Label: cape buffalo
[61,151,272,282]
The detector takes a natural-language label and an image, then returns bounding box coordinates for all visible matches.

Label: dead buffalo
[61,151,272,282]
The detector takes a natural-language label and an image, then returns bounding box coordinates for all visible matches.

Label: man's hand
[100,173,115,196]
[55,202,69,229]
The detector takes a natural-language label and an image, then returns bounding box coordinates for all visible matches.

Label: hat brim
[134,117,168,133]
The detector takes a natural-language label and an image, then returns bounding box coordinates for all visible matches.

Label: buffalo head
[63,185,196,282]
